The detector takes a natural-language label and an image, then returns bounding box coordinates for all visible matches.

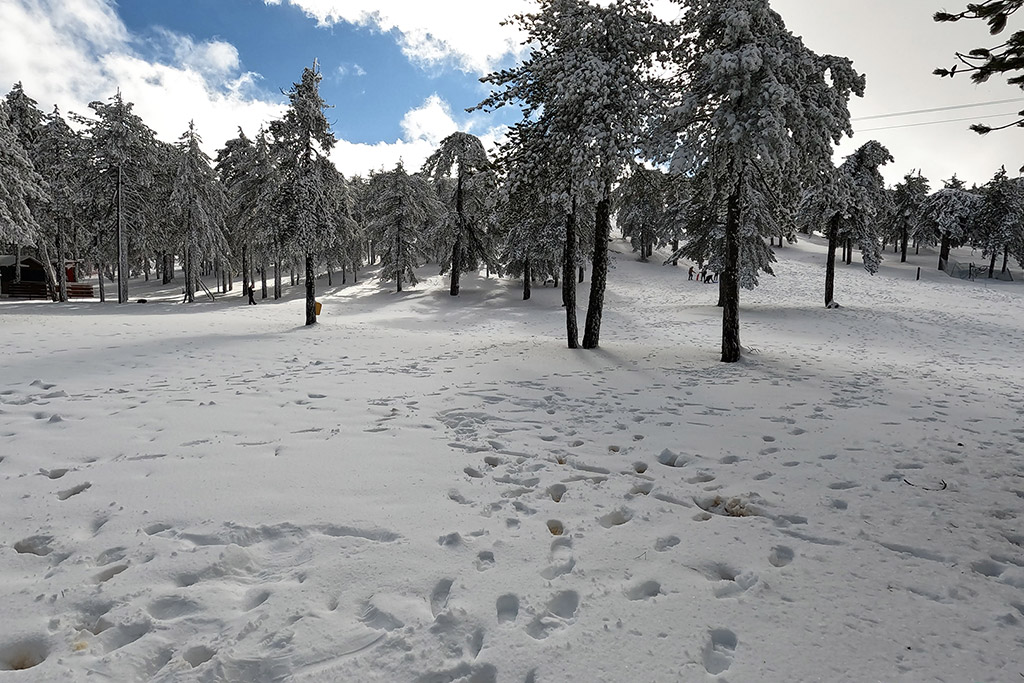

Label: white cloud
[399,94,458,146]
[0,0,284,156]
[264,0,533,74]
[330,94,508,178]
[160,31,242,79]
[337,62,367,79]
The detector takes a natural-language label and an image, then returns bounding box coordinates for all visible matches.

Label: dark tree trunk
[55,224,68,302]
[988,251,997,278]
[116,165,128,304]
[562,202,579,349]
[14,245,21,283]
[305,252,316,325]
[578,264,584,283]
[450,236,462,296]
[327,264,333,286]
[825,215,840,307]
[1001,246,1010,273]
[261,258,268,299]
[716,275,725,307]
[97,252,106,303]
[242,244,250,298]
[845,238,853,265]
[523,256,532,301]
[582,186,612,349]
[900,229,909,263]
[721,181,742,363]
[939,234,951,270]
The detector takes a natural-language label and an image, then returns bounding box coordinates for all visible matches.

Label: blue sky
[1,0,1023,184]
[115,0,507,146]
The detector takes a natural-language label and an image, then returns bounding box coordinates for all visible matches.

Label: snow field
[1,236,1023,682]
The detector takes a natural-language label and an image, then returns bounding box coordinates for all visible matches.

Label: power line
[856,111,1021,133]
[851,98,1024,121]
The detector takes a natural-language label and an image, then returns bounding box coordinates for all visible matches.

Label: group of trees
[2,0,1024,359]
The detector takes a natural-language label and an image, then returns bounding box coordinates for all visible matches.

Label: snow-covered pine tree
[75,91,158,304]
[170,122,229,303]
[269,63,337,325]
[216,128,256,297]
[919,175,980,271]
[366,163,443,292]
[421,132,498,296]
[497,152,565,301]
[801,140,893,307]
[656,0,865,361]
[888,172,930,263]
[35,106,85,302]
[476,0,672,349]
[973,166,1024,277]
[615,166,670,261]
[0,95,46,267]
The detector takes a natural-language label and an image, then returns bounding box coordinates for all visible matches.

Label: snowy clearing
[1,237,1023,682]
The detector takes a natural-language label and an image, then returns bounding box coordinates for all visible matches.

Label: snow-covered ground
[2,237,1023,682]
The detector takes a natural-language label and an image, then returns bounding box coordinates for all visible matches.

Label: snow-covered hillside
[2,237,1022,682]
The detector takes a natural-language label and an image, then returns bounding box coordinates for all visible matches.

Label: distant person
[700,268,707,282]
[688,266,695,280]
[247,284,257,305]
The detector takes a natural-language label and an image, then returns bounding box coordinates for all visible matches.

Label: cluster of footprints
[447,433,803,679]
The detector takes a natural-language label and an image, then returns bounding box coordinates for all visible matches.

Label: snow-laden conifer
[170,122,229,303]
[888,172,930,263]
[801,140,892,308]
[656,0,864,361]
[421,132,498,296]
[0,96,45,252]
[216,128,257,297]
[615,167,671,262]
[35,107,85,301]
[269,63,338,324]
[366,163,443,293]
[973,166,1024,277]
[919,176,980,271]
[477,0,672,348]
[75,91,158,304]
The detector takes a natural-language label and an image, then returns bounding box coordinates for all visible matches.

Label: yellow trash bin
[314,301,322,316]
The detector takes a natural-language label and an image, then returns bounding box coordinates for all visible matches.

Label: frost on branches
[421,132,498,297]
[476,0,672,349]
[801,140,892,308]
[366,163,443,293]
[171,122,229,304]
[656,0,863,361]
[919,176,981,271]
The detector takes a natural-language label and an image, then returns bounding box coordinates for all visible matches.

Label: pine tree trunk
[117,165,128,304]
[562,203,579,349]
[56,223,68,302]
[327,264,333,286]
[97,259,106,302]
[39,243,59,302]
[582,187,612,349]
[14,245,22,283]
[939,234,951,270]
[242,244,249,298]
[261,258,268,299]
[578,264,584,283]
[450,236,462,296]
[900,228,908,263]
[825,215,839,307]
[988,251,997,278]
[184,245,195,303]
[305,252,316,325]
[523,256,532,301]
[1001,246,1009,273]
[845,238,853,265]
[721,181,742,363]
